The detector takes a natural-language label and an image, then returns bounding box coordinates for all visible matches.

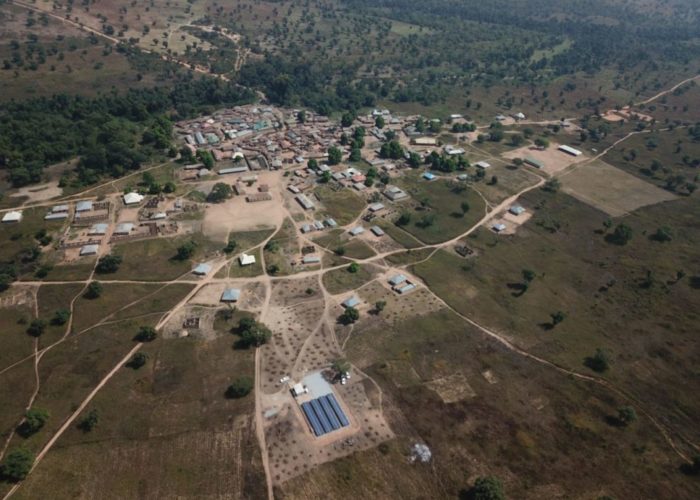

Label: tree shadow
[539,322,554,331]
[604,234,626,245]
[604,415,624,427]
[508,282,530,297]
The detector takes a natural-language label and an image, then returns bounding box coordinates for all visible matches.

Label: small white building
[75,200,93,212]
[192,263,212,276]
[292,383,308,397]
[114,223,134,235]
[412,137,438,146]
[370,226,385,237]
[88,223,109,236]
[123,192,144,205]
[558,145,583,157]
[475,161,491,169]
[2,210,23,223]
[302,255,321,265]
[79,244,99,256]
[349,226,365,236]
[239,253,256,266]
[221,288,241,303]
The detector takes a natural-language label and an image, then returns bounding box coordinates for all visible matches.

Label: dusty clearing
[560,160,677,216]
[425,372,477,403]
[10,182,63,203]
[202,171,286,242]
[503,143,588,175]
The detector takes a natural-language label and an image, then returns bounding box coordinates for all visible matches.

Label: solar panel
[324,394,350,427]
[301,402,325,436]
[319,396,342,430]
[301,394,350,437]
[310,399,333,434]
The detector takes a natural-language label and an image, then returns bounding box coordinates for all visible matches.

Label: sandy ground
[560,160,677,216]
[503,210,533,229]
[263,373,392,485]
[189,281,266,312]
[202,171,287,242]
[503,144,589,175]
[10,182,63,203]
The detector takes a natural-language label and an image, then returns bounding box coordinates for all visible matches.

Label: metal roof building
[75,200,93,212]
[368,203,385,212]
[342,296,360,308]
[524,157,544,169]
[114,223,134,235]
[370,226,385,236]
[123,192,144,205]
[239,253,256,266]
[218,166,248,175]
[296,194,315,210]
[192,263,212,275]
[88,223,109,235]
[349,226,365,236]
[2,210,23,223]
[79,244,99,256]
[302,255,321,265]
[558,145,583,157]
[44,212,68,221]
[388,274,407,287]
[509,205,525,216]
[475,161,491,169]
[221,288,241,302]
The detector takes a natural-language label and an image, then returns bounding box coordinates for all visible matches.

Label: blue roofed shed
[221,288,241,302]
[193,263,212,275]
[342,296,360,308]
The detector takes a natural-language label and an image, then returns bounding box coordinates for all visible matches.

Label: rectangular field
[560,160,676,216]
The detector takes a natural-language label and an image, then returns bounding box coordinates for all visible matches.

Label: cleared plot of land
[202,172,286,242]
[560,159,676,216]
[503,144,588,175]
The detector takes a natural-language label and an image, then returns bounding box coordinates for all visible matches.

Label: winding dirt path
[634,74,700,107]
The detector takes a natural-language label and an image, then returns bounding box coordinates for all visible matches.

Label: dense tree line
[0,78,254,187]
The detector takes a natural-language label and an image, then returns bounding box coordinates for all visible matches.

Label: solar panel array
[301,394,350,437]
